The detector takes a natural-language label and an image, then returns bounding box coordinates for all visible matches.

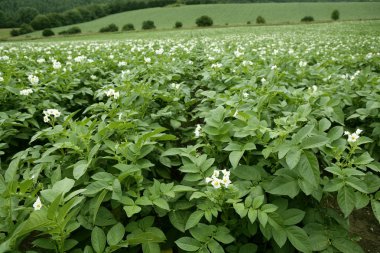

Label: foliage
[9,28,19,37]
[58,26,82,35]
[0,23,379,253]
[99,23,119,32]
[175,21,183,28]
[256,15,265,24]
[301,16,314,22]
[142,20,156,30]
[42,28,55,37]
[196,15,213,27]
[332,9,340,21]
[122,23,135,31]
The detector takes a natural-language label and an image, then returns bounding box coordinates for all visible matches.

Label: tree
[331,10,340,21]
[122,23,135,31]
[63,9,83,25]
[0,11,7,28]
[42,28,55,37]
[174,21,183,28]
[196,15,213,27]
[301,16,314,22]
[256,16,266,24]
[16,7,39,25]
[30,14,51,30]
[142,20,156,30]
[19,23,34,34]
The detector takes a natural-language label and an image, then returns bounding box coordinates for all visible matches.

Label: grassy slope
[0,29,12,40]
[52,2,380,33]
[3,2,380,39]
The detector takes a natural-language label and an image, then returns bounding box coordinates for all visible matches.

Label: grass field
[8,2,380,39]
[0,29,12,40]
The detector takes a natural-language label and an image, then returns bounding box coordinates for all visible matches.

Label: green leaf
[272,227,287,248]
[229,151,244,168]
[248,208,257,223]
[153,198,170,210]
[73,160,89,180]
[327,126,343,141]
[282,209,305,226]
[185,210,204,230]
[142,242,160,253]
[175,237,201,251]
[337,186,355,217]
[91,227,106,253]
[214,227,234,244]
[124,205,142,218]
[267,175,299,198]
[233,203,248,218]
[208,239,224,253]
[300,135,329,149]
[286,226,312,253]
[169,211,189,232]
[318,118,331,132]
[258,211,268,227]
[239,243,258,253]
[332,238,364,253]
[286,148,301,169]
[52,177,75,195]
[353,152,374,165]
[371,200,380,223]
[232,165,263,181]
[346,177,368,193]
[293,124,314,143]
[107,223,125,246]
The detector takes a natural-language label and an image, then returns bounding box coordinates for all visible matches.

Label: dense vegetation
[0,21,379,253]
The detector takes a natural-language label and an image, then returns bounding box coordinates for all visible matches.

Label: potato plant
[0,24,379,253]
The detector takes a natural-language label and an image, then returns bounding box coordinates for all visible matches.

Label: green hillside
[45,2,380,34]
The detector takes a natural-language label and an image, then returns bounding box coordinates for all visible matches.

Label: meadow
[9,1,380,39]
[0,20,379,253]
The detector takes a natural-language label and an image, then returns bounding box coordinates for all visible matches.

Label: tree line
[0,0,176,29]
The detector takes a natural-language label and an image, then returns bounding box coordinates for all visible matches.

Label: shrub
[256,16,266,24]
[301,16,314,22]
[247,21,251,25]
[174,21,183,29]
[10,29,19,37]
[19,23,34,34]
[67,26,82,34]
[331,9,340,21]
[196,15,213,27]
[42,28,55,37]
[99,23,119,33]
[122,23,135,31]
[142,20,156,30]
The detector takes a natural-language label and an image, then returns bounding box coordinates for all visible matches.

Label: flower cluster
[43,109,61,123]
[28,74,39,85]
[206,169,231,188]
[344,129,362,143]
[20,88,33,96]
[105,89,120,99]
[194,124,202,138]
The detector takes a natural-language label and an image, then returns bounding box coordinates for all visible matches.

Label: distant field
[3,2,380,40]
[0,29,12,40]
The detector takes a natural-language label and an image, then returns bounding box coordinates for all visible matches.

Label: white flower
[211,63,222,69]
[0,76,3,82]
[43,109,61,123]
[105,89,119,99]
[28,75,39,85]
[170,83,180,89]
[144,57,151,63]
[211,178,222,189]
[37,58,45,63]
[212,170,220,178]
[205,177,213,183]
[242,92,249,98]
[90,75,97,80]
[194,124,202,138]
[348,133,359,143]
[118,61,127,67]
[271,65,277,70]
[242,60,253,66]
[155,48,164,55]
[43,115,49,123]
[221,175,231,188]
[344,131,350,136]
[118,113,123,120]
[312,85,318,92]
[20,88,33,96]
[234,50,243,58]
[355,129,363,135]
[221,169,230,177]
[33,196,42,211]
[261,78,266,83]
[299,61,307,67]
[52,61,61,69]
[233,110,238,118]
